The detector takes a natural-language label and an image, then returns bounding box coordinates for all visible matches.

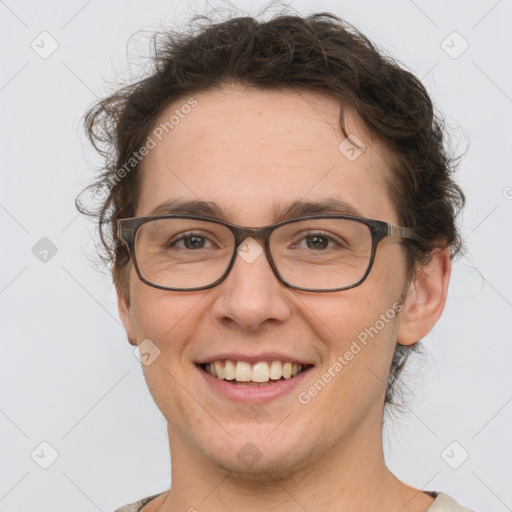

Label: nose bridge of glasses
[231,226,275,273]
[232,226,269,248]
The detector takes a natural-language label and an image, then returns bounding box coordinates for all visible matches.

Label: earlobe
[117,290,138,346]
[397,248,452,346]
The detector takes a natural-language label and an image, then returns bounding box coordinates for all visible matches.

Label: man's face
[119,86,410,477]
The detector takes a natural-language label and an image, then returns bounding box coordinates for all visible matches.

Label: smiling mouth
[199,360,313,386]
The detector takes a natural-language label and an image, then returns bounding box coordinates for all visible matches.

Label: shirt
[114,491,477,511]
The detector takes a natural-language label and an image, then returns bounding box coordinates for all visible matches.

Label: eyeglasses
[116,214,418,292]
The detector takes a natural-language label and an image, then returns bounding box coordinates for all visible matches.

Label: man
[79,11,473,512]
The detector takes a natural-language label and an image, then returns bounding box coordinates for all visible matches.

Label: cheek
[127,287,207,415]
[301,298,400,412]
[127,284,210,390]
[294,286,403,401]
[297,290,400,347]
[127,260,203,339]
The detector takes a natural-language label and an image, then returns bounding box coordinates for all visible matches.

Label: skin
[117,85,451,511]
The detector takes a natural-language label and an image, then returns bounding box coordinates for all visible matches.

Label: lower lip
[197,365,313,404]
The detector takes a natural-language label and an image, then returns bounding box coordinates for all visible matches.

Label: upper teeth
[204,360,306,382]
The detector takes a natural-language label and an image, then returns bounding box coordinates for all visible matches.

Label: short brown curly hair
[77,11,465,407]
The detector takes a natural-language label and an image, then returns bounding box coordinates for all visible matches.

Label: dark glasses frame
[116,214,419,292]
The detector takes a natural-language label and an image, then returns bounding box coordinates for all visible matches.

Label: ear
[117,289,138,346]
[397,248,451,346]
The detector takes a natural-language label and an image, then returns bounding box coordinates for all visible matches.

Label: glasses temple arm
[387,224,420,241]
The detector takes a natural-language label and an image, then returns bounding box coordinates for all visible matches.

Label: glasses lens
[270,218,372,290]
[135,218,234,289]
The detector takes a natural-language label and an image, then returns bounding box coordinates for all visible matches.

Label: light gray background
[1,0,511,511]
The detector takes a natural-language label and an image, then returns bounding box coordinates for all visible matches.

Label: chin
[201,432,318,481]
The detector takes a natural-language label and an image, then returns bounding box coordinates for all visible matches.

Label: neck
[148,407,434,512]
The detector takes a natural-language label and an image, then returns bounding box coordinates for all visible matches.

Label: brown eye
[169,231,215,250]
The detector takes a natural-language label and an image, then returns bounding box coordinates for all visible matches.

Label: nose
[211,237,292,332]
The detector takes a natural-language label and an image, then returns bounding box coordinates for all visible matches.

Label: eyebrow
[148,197,363,223]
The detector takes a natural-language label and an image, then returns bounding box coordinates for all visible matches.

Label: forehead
[136,86,398,224]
